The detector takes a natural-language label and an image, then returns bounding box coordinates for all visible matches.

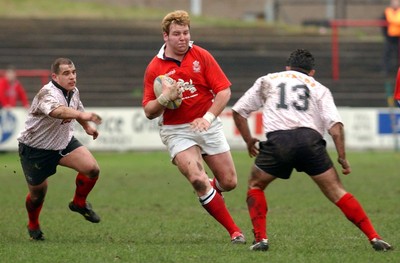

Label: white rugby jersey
[232,70,342,136]
[17,81,84,150]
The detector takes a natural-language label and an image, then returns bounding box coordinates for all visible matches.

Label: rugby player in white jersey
[18,58,102,240]
[232,49,392,252]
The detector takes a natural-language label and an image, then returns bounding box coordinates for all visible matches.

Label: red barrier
[394,67,400,100]
[330,19,388,80]
[0,69,50,85]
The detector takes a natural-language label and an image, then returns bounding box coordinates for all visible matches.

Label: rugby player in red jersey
[142,10,245,244]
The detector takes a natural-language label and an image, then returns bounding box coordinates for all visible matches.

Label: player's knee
[30,192,45,204]
[87,165,100,178]
[219,177,237,191]
[248,176,268,189]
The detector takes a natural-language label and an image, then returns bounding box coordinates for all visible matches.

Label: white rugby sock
[214,178,226,192]
[199,188,216,205]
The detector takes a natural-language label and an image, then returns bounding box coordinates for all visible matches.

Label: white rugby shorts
[159,118,230,160]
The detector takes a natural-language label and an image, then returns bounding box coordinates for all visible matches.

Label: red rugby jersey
[142,43,231,125]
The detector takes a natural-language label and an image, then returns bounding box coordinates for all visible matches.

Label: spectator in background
[0,65,30,108]
[393,66,400,104]
[382,0,400,76]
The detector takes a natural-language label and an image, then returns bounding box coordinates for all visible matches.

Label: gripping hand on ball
[157,77,182,107]
[163,78,181,101]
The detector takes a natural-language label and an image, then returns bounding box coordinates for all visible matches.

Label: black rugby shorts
[255,127,333,179]
[18,136,83,185]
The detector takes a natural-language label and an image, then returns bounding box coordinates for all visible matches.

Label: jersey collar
[157,41,193,60]
[52,80,75,105]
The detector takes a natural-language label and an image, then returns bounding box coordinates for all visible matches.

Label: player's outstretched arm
[76,111,102,125]
[50,106,101,124]
[50,106,102,139]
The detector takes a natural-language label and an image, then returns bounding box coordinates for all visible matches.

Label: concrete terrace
[0,18,395,108]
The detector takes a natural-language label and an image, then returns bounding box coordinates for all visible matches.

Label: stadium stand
[0,18,392,107]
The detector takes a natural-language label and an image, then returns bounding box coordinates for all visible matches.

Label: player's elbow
[145,111,157,120]
[328,122,344,136]
[143,104,160,120]
[218,87,231,100]
[232,110,244,123]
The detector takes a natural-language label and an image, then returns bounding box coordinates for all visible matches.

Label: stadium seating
[0,18,392,107]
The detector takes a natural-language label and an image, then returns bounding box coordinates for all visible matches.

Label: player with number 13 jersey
[233,69,341,137]
[232,49,392,252]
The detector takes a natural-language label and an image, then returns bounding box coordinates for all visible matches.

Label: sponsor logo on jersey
[177,78,196,94]
[193,60,201,73]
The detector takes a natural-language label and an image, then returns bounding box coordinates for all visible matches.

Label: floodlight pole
[265,0,275,22]
[190,0,202,16]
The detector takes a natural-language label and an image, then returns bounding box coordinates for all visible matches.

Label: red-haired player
[142,10,245,244]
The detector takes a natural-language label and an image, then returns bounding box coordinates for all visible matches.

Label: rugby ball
[153,75,182,109]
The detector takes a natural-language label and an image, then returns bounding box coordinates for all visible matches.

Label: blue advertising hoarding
[378,111,400,134]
